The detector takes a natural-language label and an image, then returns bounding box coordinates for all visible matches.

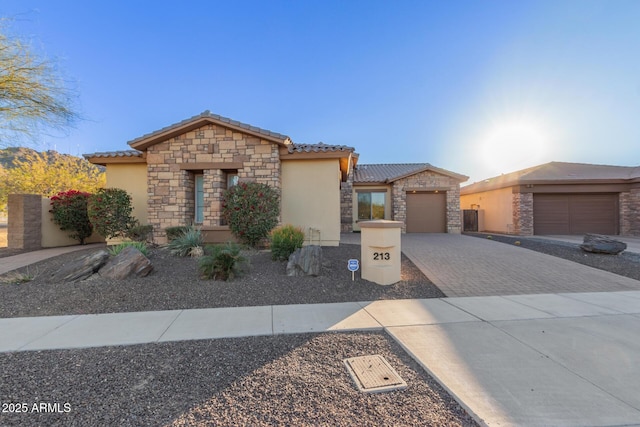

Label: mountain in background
[0,147,104,171]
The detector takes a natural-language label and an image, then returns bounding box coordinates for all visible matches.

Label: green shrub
[87,188,136,239]
[168,227,203,257]
[199,242,247,280]
[108,241,148,257]
[126,223,153,242]
[49,190,93,244]
[165,226,191,242]
[221,181,279,248]
[270,224,305,261]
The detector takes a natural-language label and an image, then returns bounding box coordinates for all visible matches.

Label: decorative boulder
[99,246,153,280]
[50,249,110,283]
[580,234,627,255]
[286,245,322,277]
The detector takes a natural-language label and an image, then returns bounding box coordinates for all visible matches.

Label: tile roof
[83,150,144,159]
[461,161,640,194]
[128,110,290,148]
[286,142,355,154]
[354,163,468,183]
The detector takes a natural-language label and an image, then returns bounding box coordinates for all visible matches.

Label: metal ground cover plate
[343,354,407,393]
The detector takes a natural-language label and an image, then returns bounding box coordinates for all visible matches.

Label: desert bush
[108,241,148,257]
[126,223,153,242]
[49,190,93,244]
[0,269,36,285]
[221,181,279,248]
[87,188,136,239]
[168,227,203,257]
[199,242,247,280]
[270,224,305,261]
[165,226,191,242]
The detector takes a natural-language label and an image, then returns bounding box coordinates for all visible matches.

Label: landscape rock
[580,234,627,255]
[99,246,153,280]
[50,249,110,283]
[286,245,322,277]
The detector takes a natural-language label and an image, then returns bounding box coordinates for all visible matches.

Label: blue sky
[2,0,639,184]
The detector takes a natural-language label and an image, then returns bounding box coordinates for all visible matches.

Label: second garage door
[406,192,447,232]
[533,193,619,235]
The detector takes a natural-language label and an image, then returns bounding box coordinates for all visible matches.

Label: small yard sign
[348,259,359,281]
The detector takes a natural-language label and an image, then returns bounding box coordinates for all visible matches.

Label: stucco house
[460,162,640,236]
[86,111,468,245]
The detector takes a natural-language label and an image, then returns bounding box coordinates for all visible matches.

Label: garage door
[406,192,446,232]
[533,194,618,235]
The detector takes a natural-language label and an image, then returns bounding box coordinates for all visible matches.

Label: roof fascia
[85,155,146,166]
[387,165,469,183]
[129,117,290,151]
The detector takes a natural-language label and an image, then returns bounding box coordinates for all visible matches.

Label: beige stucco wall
[281,159,341,246]
[351,185,392,232]
[460,187,513,233]
[41,197,104,248]
[105,163,148,224]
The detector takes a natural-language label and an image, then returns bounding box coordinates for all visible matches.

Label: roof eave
[129,116,290,151]
[387,164,469,183]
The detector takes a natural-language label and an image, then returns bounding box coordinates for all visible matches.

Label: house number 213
[373,252,390,261]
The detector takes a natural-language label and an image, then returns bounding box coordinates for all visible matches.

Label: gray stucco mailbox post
[359,220,403,285]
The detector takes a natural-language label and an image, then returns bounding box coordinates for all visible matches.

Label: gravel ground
[465,232,640,281]
[0,244,443,318]
[0,331,478,427]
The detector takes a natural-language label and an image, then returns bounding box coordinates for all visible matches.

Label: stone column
[205,169,226,226]
[512,193,534,235]
[8,194,42,249]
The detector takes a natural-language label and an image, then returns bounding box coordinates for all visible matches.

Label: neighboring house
[340,163,468,233]
[85,111,468,245]
[460,161,640,236]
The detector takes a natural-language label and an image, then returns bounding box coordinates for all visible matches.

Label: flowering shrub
[221,181,279,248]
[49,190,93,244]
[87,188,135,239]
[270,224,305,261]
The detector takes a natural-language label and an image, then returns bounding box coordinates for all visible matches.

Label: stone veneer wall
[620,189,640,236]
[391,170,463,233]
[8,194,42,249]
[512,192,534,235]
[340,169,354,232]
[146,123,281,243]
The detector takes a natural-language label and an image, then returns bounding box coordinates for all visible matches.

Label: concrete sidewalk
[3,292,640,426]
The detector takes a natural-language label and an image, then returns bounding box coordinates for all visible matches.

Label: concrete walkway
[3,293,640,426]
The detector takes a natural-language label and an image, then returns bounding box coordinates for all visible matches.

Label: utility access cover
[343,354,407,393]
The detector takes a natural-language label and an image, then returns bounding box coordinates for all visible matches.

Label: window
[195,174,204,223]
[226,172,239,188]
[358,191,386,220]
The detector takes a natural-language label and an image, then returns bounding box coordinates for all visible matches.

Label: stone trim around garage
[620,188,640,236]
[391,169,463,233]
[512,192,534,235]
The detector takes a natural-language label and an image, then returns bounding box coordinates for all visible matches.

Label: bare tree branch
[0,19,80,146]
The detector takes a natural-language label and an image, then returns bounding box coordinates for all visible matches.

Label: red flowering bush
[49,190,93,244]
[87,188,135,239]
[221,181,279,247]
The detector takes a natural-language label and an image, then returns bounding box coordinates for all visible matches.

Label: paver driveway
[400,233,640,297]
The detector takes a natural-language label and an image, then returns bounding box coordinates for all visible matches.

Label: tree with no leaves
[0,20,79,145]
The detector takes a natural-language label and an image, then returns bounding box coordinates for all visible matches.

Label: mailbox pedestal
[360,220,402,286]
